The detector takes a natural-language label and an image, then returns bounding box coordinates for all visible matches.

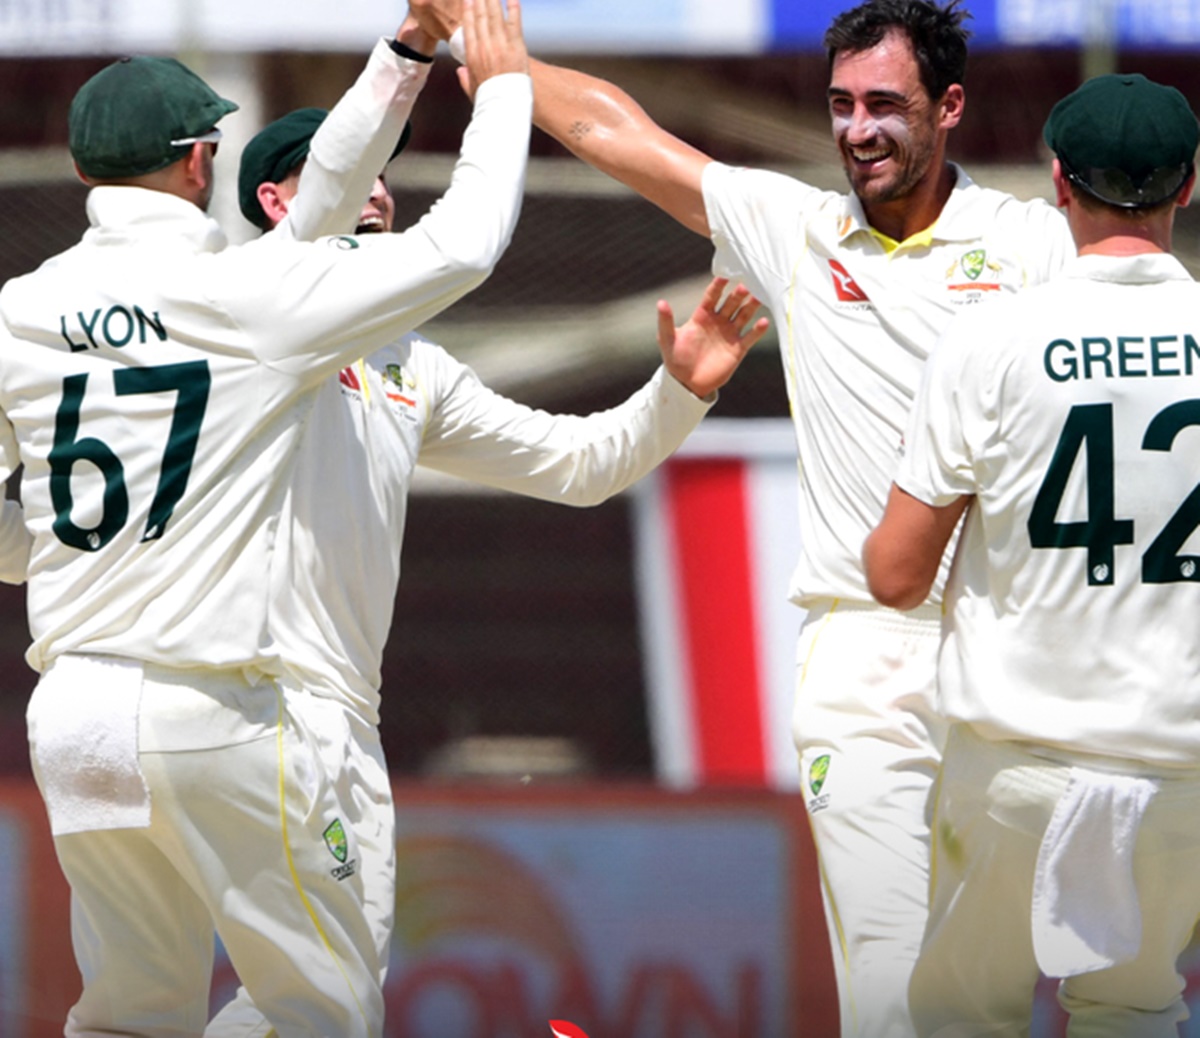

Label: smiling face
[355,173,395,234]
[267,165,395,234]
[828,29,962,227]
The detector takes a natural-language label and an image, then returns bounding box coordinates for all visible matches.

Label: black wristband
[388,38,435,63]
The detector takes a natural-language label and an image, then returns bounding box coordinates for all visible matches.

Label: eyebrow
[827,87,910,103]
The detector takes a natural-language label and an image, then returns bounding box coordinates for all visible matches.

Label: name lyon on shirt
[1044,334,1200,382]
[59,304,167,352]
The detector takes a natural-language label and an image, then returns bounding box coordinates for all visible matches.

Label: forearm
[423,366,711,505]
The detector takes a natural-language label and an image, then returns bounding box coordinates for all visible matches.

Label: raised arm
[233,0,532,378]
[274,14,437,242]
[416,277,766,504]
[527,58,713,237]
[410,0,713,236]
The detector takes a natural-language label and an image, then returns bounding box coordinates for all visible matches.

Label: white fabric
[53,662,382,1038]
[793,600,946,1038]
[702,161,1074,610]
[913,725,1200,1038]
[702,161,1072,1038]
[275,38,430,243]
[27,655,150,835]
[270,341,712,723]
[1032,768,1158,977]
[898,252,1200,765]
[0,72,531,677]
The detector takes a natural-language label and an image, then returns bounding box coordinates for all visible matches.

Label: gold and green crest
[809,754,831,796]
[323,819,349,863]
[960,249,986,281]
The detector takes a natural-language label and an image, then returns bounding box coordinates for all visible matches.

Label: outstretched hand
[456,0,528,99]
[658,278,769,399]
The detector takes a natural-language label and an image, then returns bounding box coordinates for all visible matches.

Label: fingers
[741,315,771,351]
[505,0,523,44]
[699,276,729,313]
[656,298,676,350]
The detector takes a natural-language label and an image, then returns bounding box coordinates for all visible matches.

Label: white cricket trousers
[912,724,1200,1038]
[31,659,383,1038]
[205,692,397,1037]
[792,600,948,1038]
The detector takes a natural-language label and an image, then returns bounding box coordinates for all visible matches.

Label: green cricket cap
[1043,73,1199,209]
[238,107,413,230]
[69,56,239,180]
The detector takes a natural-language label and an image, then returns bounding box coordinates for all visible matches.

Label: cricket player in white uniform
[205,103,769,1034]
[407,0,1074,1032]
[0,3,531,1033]
[866,73,1200,1036]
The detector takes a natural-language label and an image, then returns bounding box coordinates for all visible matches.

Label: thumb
[456,65,474,98]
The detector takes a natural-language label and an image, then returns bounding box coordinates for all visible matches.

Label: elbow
[867,577,930,613]
[863,539,933,611]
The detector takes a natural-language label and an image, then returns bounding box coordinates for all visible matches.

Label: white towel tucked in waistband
[27,656,151,836]
[1031,767,1158,978]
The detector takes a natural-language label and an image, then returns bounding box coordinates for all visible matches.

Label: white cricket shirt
[270,337,714,724]
[703,162,1074,607]
[898,252,1200,765]
[0,73,532,674]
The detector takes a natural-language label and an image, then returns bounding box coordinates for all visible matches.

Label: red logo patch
[549,1022,590,1038]
[829,259,869,302]
[338,367,361,390]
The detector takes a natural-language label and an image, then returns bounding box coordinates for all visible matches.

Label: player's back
[939,254,1200,765]
[0,190,348,675]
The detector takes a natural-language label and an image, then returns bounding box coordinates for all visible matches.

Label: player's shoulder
[706,161,835,212]
[959,178,1068,234]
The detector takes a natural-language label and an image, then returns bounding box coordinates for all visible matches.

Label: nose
[368,177,389,205]
[844,103,878,144]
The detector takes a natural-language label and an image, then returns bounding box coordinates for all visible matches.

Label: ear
[256,182,290,227]
[181,142,212,189]
[1051,158,1071,209]
[1177,170,1196,209]
[939,83,965,131]
[72,161,94,186]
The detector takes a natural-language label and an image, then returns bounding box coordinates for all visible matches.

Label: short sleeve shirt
[703,161,1074,607]
[898,252,1200,764]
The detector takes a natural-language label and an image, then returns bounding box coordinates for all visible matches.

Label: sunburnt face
[827,30,947,211]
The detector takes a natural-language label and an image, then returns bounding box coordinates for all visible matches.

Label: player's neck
[861,161,956,244]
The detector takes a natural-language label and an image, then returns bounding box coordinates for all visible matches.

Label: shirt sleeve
[895,314,980,506]
[702,162,824,304]
[414,343,713,505]
[215,72,533,385]
[274,38,432,243]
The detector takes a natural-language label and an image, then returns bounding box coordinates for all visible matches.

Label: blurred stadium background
[4,2,1200,1034]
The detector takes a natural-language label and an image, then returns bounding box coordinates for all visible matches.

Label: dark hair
[824,0,971,101]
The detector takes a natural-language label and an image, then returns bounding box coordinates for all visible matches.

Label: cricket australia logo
[323,819,358,881]
[807,754,832,814]
[381,363,418,413]
[946,248,1002,299]
[960,248,986,281]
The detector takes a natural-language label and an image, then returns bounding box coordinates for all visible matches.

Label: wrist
[393,19,436,61]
